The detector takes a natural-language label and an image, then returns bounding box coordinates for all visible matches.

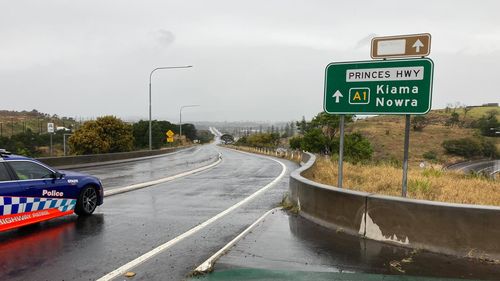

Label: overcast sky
[1,0,499,122]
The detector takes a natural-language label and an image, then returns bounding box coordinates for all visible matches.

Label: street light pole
[179,105,200,138]
[148,65,192,151]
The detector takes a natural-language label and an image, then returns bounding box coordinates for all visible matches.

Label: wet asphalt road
[447,159,499,176]
[0,144,298,281]
[211,210,500,281]
[74,146,220,190]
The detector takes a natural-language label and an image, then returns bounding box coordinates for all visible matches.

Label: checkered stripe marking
[0,196,77,215]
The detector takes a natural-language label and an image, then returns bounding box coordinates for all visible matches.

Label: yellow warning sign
[166,130,175,137]
[167,137,174,143]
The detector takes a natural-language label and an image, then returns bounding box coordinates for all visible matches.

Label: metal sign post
[48,123,54,157]
[402,115,411,197]
[338,115,345,188]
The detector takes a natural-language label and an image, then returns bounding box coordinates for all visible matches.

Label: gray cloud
[355,33,377,49]
[157,29,175,47]
[0,0,499,122]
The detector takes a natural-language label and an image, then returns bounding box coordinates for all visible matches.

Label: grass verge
[303,156,500,206]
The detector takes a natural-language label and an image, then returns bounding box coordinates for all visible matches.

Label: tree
[445,112,460,127]
[442,137,498,159]
[301,128,329,153]
[289,121,296,136]
[69,116,133,155]
[196,130,214,144]
[463,106,472,119]
[477,110,499,137]
[296,116,308,134]
[344,132,373,163]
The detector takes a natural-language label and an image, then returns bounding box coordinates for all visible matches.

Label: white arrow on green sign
[323,58,434,115]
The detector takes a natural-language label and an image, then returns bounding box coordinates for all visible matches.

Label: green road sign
[324,58,434,115]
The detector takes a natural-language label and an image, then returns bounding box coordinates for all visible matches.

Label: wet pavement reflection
[0,214,104,279]
[75,146,219,189]
[215,210,500,280]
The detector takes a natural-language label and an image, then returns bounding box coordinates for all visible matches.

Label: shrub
[69,116,133,155]
[344,133,373,163]
[408,178,432,196]
[442,137,498,159]
[289,136,303,150]
[423,150,438,161]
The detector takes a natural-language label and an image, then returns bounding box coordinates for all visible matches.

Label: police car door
[6,160,57,198]
[0,161,25,216]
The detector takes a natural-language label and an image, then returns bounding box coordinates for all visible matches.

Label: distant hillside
[0,109,79,136]
[348,106,499,166]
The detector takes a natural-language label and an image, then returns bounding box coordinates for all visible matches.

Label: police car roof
[0,153,31,161]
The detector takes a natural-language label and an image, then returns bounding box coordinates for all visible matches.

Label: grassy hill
[348,106,499,167]
[0,109,79,136]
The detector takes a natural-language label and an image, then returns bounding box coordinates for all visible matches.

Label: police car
[0,149,103,232]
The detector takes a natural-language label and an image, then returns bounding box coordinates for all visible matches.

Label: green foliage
[301,128,329,153]
[422,168,443,178]
[442,137,498,159]
[445,112,460,127]
[69,116,133,155]
[477,111,499,137]
[409,178,432,195]
[0,129,58,157]
[132,120,192,149]
[196,130,214,144]
[236,133,280,148]
[343,132,373,163]
[310,112,353,139]
[288,113,372,163]
[423,150,438,161]
[289,136,302,150]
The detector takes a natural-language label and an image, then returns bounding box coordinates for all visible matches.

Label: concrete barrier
[36,146,193,169]
[290,152,500,261]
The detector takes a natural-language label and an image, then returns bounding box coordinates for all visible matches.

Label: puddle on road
[203,210,500,281]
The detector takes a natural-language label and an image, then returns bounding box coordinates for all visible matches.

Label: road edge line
[96,153,287,281]
[193,207,282,274]
[103,153,222,197]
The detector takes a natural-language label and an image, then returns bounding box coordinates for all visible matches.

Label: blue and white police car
[0,149,103,231]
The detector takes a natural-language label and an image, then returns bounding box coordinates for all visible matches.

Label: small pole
[50,133,53,156]
[338,115,345,188]
[402,114,411,197]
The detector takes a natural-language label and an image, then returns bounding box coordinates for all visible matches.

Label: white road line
[97,152,287,281]
[456,160,493,172]
[194,207,282,273]
[103,153,221,197]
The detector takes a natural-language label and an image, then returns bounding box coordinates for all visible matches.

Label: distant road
[447,159,500,177]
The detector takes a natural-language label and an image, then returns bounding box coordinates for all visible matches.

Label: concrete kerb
[290,152,500,262]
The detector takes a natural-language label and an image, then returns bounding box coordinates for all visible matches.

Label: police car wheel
[75,186,98,216]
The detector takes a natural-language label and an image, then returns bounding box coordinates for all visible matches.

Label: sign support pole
[50,133,53,157]
[338,115,345,189]
[401,114,411,197]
